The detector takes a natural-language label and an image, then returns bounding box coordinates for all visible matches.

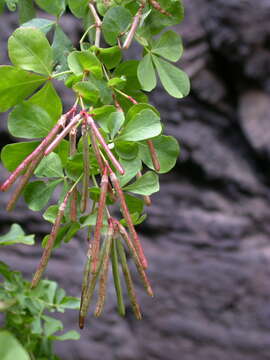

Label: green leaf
[152,30,183,62]
[68,51,102,78]
[137,53,157,92]
[108,111,125,139]
[139,135,180,173]
[5,0,19,11]
[29,82,62,123]
[0,331,30,360]
[115,141,139,160]
[8,102,55,139]
[107,77,126,90]
[102,6,132,45]
[126,103,160,124]
[8,27,53,75]
[0,224,35,246]
[125,194,144,216]
[35,153,64,178]
[43,205,59,223]
[24,179,62,211]
[1,141,40,171]
[118,157,142,187]
[152,55,190,98]
[123,171,159,195]
[35,0,66,17]
[68,0,88,18]
[146,0,185,34]
[52,25,74,73]
[18,0,36,24]
[117,109,161,141]
[21,18,55,34]
[73,81,100,103]
[52,330,80,341]
[114,60,141,90]
[92,105,116,131]
[94,46,122,70]
[0,66,46,112]
[43,316,63,337]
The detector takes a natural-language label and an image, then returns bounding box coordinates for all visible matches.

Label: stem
[80,24,95,50]
[123,2,145,49]
[85,112,125,175]
[45,114,82,156]
[0,115,67,192]
[111,236,125,316]
[31,175,82,288]
[149,0,172,16]
[109,168,148,269]
[51,70,73,79]
[89,2,102,47]
[116,238,142,320]
[91,167,108,274]
[95,220,114,317]
[80,120,90,213]
[114,88,138,105]
[6,152,44,212]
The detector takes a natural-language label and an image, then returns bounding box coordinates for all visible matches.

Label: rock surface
[1,1,270,359]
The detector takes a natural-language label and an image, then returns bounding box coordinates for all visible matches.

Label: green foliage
[0,226,80,359]
[0,0,189,328]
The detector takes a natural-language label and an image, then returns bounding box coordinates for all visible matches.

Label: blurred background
[1,0,270,359]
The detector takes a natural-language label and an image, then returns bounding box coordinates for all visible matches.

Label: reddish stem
[0,115,67,192]
[84,112,125,175]
[45,114,82,156]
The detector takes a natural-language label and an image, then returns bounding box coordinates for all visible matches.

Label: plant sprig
[0,0,189,327]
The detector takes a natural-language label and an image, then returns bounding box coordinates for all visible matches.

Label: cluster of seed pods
[0,103,156,326]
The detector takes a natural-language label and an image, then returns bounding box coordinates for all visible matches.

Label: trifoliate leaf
[0,66,46,112]
[8,27,53,75]
[152,55,190,98]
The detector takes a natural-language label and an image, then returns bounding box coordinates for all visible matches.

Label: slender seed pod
[111,236,126,316]
[69,127,78,222]
[80,240,107,326]
[116,221,153,297]
[0,114,67,192]
[6,152,44,212]
[95,220,114,317]
[109,169,148,269]
[147,140,161,172]
[31,178,81,288]
[91,167,109,274]
[81,120,90,213]
[45,114,82,156]
[116,238,142,320]
[85,112,125,175]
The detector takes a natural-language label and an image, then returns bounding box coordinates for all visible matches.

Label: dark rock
[1,1,270,359]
